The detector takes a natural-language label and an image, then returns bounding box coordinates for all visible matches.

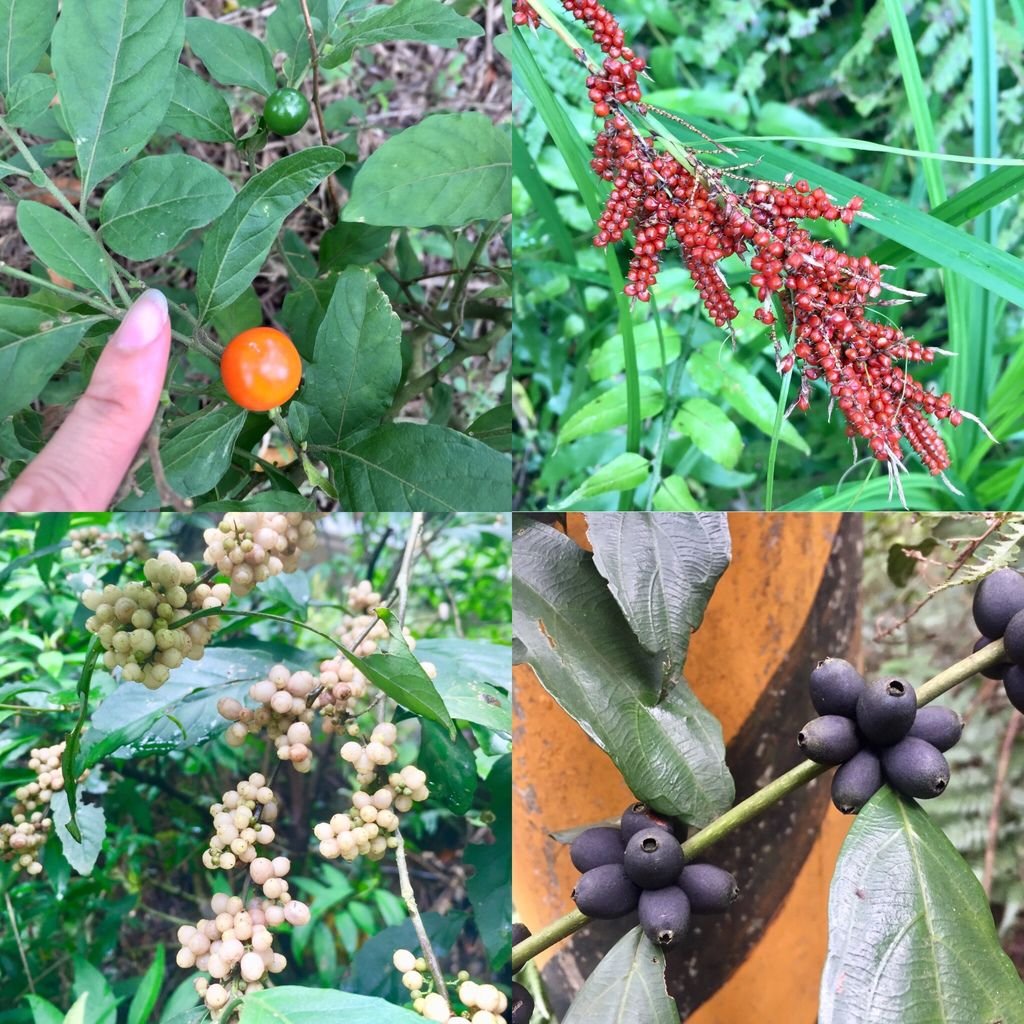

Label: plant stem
[511,639,1007,972]
[4,892,35,994]
[394,829,451,1007]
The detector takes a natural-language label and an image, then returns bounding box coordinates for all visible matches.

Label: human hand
[0,290,171,512]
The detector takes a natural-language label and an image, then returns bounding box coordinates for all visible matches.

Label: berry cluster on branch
[202,774,280,871]
[68,526,150,561]
[513,0,966,476]
[203,512,319,597]
[569,801,738,948]
[971,567,1024,712]
[799,658,962,812]
[393,949,510,1023]
[0,742,66,876]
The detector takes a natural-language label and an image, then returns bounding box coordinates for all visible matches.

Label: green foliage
[0,1,510,511]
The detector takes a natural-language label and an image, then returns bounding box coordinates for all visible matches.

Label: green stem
[510,638,1006,972]
[765,367,793,512]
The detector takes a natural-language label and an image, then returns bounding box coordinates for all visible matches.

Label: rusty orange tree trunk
[513,512,862,1022]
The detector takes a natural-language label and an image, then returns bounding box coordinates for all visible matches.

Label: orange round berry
[220,327,302,412]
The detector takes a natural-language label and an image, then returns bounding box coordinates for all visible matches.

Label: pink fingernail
[113,290,169,352]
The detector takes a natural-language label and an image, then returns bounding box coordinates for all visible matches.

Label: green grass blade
[764,368,792,512]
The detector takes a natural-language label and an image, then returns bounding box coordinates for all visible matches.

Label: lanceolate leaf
[343,112,511,228]
[355,608,456,737]
[196,147,344,322]
[513,518,734,825]
[99,154,235,261]
[325,422,513,513]
[820,789,1024,1024]
[297,268,402,445]
[1,0,58,94]
[586,512,731,686]
[324,0,483,67]
[16,202,109,295]
[561,927,678,1024]
[51,0,185,199]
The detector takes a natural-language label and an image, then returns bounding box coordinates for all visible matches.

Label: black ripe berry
[972,568,1024,639]
[856,677,917,747]
[510,982,534,1024]
[1004,665,1024,714]
[809,658,866,717]
[973,636,1009,680]
[512,922,531,947]
[907,706,963,752]
[570,826,624,872]
[624,827,685,890]
[798,715,861,765]
[572,863,641,919]
[619,801,674,841]
[881,737,950,799]
[638,886,691,948]
[1004,608,1024,666]
[831,749,883,814]
[678,863,739,913]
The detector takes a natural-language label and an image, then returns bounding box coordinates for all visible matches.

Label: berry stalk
[510,638,1006,973]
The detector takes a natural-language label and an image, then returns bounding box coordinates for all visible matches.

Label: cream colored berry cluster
[340,721,400,785]
[69,526,149,561]
[0,742,65,876]
[82,552,229,689]
[202,512,319,598]
[313,763,428,863]
[393,950,510,1024]
[218,665,316,771]
[347,579,382,613]
[312,654,369,731]
[202,774,279,871]
[176,890,309,1020]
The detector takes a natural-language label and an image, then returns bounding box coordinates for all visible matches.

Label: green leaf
[127,946,165,1024]
[16,202,110,295]
[553,452,651,509]
[755,102,854,161]
[413,638,511,731]
[1,0,58,94]
[196,147,344,322]
[62,995,92,1024]
[685,348,809,454]
[465,754,511,968]
[117,406,247,509]
[266,0,339,82]
[418,719,477,814]
[821,789,1024,1024]
[24,995,64,1024]
[466,403,513,452]
[562,927,678,1024]
[326,422,513,512]
[185,16,276,96]
[356,608,456,736]
[239,989,425,1024]
[4,74,62,137]
[587,319,682,380]
[324,0,482,66]
[51,0,185,198]
[558,378,664,446]
[99,154,235,261]
[318,222,394,270]
[672,398,743,469]
[0,303,101,419]
[343,112,510,228]
[298,268,402,445]
[513,519,734,825]
[587,512,731,687]
[70,961,116,1024]
[162,65,235,143]
[51,790,106,874]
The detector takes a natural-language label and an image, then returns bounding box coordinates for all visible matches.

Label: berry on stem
[220,327,302,412]
[623,826,685,889]
[572,862,641,918]
[855,677,917,747]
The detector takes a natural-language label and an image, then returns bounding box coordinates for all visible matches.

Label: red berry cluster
[515,0,964,476]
